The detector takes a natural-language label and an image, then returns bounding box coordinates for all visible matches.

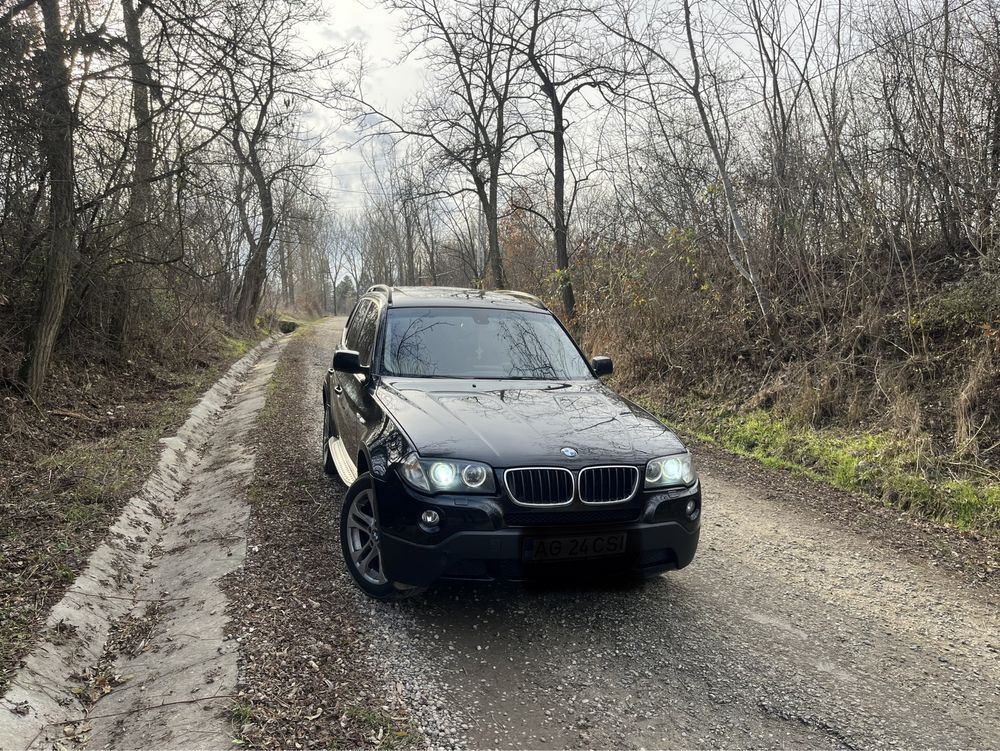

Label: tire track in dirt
[0,337,286,750]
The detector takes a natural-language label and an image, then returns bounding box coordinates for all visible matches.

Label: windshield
[380,307,594,380]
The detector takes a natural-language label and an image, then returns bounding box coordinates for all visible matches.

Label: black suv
[323,286,701,599]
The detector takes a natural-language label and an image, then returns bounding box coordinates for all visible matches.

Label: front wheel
[339,474,424,600]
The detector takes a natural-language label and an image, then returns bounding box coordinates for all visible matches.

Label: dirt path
[230,319,1000,750]
[0,337,287,750]
[4,319,1000,750]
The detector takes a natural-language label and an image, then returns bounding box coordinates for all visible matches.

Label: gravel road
[241,317,999,751]
[13,316,985,750]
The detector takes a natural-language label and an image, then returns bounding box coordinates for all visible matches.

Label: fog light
[685,499,699,521]
[421,510,440,526]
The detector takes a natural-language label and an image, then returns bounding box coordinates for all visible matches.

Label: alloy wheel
[345,489,387,585]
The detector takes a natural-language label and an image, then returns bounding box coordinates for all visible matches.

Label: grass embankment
[582,268,1000,539]
[0,331,262,692]
[638,397,1000,536]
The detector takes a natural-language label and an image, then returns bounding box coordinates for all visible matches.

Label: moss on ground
[640,400,1000,536]
[911,280,1000,339]
[258,320,319,415]
[222,334,258,359]
[344,707,423,749]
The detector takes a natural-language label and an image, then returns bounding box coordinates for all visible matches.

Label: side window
[344,300,370,352]
[355,302,380,366]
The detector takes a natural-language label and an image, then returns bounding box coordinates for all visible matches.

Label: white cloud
[295,0,425,208]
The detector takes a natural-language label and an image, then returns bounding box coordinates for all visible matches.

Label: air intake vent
[505,507,641,527]
[578,466,639,504]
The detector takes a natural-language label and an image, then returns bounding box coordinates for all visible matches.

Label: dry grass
[954,348,1000,458]
[573,252,1000,536]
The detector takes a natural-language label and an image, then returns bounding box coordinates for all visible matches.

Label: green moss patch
[640,399,1000,536]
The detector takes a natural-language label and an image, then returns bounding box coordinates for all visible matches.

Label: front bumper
[372,471,701,586]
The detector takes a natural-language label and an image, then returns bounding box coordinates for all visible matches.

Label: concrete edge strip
[0,336,279,750]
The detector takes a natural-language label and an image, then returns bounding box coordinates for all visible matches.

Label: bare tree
[606,0,782,346]
[111,0,158,349]
[221,0,330,328]
[355,0,537,287]
[17,0,76,397]
[508,0,625,320]
[1,0,342,395]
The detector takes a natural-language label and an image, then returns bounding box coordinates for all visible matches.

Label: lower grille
[505,507,641,527]
[504,467,573,506]
[579,466,639,504]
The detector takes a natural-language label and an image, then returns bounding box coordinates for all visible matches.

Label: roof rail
[494,289,544,306]
[367,284,393,304]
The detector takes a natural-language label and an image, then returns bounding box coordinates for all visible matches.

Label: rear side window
[344,300,371,352]
[355,301,380,366]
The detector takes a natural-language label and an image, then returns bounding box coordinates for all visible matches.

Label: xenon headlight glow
[398,453,496,494]
[429,461,456,488]
[644,451,697,489]
[461,464,489,488]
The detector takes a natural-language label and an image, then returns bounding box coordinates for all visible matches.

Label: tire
[340,474,425,601]
[322,401,338,476]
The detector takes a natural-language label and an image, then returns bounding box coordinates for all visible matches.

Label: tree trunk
[278,224,290,306]
[486,171,505,287]
[404,204,416,285]
[113,0,155,351]
[426,203,439,285]
[524,0,575,319]
[19,0,75,397]
[485,214,504,288]
[551,99,575,320]
[982,83,1000,236]
[235,240,268,327]
[234,159,274,328]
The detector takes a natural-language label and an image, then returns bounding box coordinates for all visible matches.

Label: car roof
[365,285,549,312]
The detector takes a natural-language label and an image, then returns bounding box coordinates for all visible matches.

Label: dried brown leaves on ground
[223,328,420,749]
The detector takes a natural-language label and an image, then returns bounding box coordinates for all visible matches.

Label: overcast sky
[300,0,423,211]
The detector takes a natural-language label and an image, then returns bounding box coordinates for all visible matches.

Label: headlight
[397,452,496,494]
[644,451,697,489]
[399,452,430,491]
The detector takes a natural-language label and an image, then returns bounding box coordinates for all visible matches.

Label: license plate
[522,533,627,561]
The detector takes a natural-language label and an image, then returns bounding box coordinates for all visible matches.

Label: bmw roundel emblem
[561,447,578,458]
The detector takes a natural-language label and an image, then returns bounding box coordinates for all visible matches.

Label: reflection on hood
[376,378,685,466]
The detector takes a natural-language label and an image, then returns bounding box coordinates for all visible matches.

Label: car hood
[375,378,686,467]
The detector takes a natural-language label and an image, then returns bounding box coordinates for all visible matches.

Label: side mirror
[591,356,613,378]
[332,349,366,375]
